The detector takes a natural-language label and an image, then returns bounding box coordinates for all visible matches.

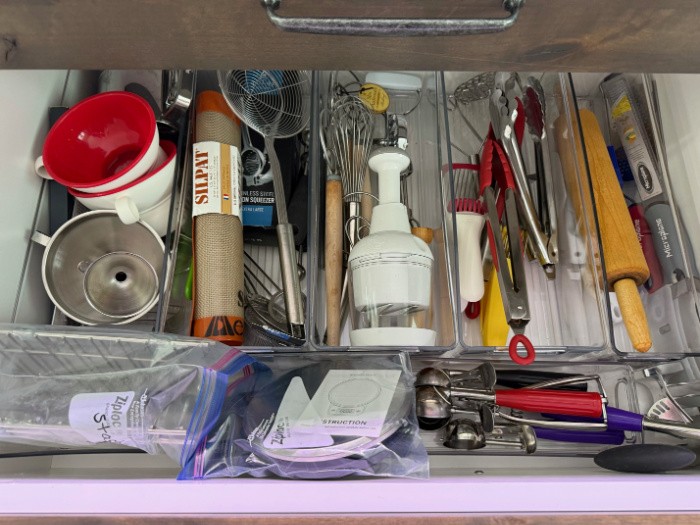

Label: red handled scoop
[443,386,604,418]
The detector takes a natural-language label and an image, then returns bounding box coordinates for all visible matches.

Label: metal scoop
[415,385,478,430]
[443,419,537,454]
[415,364,497,390]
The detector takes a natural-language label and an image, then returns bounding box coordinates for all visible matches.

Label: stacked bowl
[33,91,178,325]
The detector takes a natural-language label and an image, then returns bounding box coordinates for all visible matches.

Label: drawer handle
[261,0,524,37]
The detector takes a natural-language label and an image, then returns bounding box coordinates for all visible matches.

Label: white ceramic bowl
[69,140,176,211]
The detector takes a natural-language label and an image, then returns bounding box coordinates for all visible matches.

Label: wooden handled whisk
[329,94,374,248]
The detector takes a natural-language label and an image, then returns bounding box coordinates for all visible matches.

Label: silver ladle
[443,419,537,454]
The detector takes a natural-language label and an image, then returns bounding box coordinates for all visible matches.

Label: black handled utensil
[594,444,696,473]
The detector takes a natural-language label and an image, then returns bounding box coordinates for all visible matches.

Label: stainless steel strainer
[219,70,311,138]
[218,69,311,339]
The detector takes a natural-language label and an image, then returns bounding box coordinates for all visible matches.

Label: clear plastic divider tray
[573,73,700,358]
[310,71,614,360]
[441,72,611,360]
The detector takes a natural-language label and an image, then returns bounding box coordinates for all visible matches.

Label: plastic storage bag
[179,352,429,480]
[0,330,260,467]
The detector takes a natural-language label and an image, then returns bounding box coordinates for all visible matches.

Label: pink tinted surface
[1,476,700,514]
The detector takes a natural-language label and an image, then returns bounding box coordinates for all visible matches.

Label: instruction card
[305,369,402,437]
[263,370,402,448]
[192,141,242,219]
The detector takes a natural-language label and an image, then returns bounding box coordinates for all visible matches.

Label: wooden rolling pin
[579,109,652,352]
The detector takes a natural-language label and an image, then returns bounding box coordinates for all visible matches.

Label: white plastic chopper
[347,146,436,346]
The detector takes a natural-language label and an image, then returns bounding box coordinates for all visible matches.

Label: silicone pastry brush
[579,109,652,352]
[454,198,486,303]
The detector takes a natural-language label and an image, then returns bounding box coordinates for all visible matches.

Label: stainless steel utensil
[161,69,195,125]
[240,124,267,185]
[443,418,537,454]
[218,69,311,339]
[417,383,606,418]
[644,367,694,423]
[453,73,496,105]
[243,250,306,334]
[32,211,165,326]
[415,385,478,430]
[648,397,693,423]
[415,364,497,391]
[523,76,558,264]
[83,251,159,319]
[328,94,374,248]
[490,86,555,278]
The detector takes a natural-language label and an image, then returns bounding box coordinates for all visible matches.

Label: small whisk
[243,251,306,346]
[328,94,374,248]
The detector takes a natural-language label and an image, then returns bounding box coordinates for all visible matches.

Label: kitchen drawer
[4,70,700,518]
[2,1,700,73]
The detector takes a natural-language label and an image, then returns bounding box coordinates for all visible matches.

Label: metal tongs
[490,79,557,278]
[479,137,535,365]
[523,77,558,266]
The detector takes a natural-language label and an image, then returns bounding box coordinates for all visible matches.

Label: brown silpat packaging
[191,90,245,346]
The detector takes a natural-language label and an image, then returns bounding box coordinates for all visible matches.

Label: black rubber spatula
[595,444,696,473]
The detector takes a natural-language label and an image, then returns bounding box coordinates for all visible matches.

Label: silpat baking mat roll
[191,91,245,345]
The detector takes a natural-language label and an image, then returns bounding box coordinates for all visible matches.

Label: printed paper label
[299,370,402,438]
[68,391,146,447]
[192,141,242,219]
[610,94,664,201]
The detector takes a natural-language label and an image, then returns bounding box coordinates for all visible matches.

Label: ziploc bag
[179,352,429,480]
[0,333,260,468]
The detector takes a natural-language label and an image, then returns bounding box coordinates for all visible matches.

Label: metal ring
[345,215,372,246]
[261,0,524,37]
[343,190,379,202]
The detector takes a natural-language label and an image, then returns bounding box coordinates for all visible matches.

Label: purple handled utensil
[534,427,625,445]
[606,407,700,440]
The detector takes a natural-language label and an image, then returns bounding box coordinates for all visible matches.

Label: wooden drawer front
[1,1,700,72]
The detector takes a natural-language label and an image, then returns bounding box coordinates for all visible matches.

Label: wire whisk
[243,251,306,336]
[328,94,374,248]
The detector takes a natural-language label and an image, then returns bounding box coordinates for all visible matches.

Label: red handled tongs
[479,137,535,365]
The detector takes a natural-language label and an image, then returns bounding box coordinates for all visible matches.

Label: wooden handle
[411,226,434,244]
[579,109,651,352]
[613,278,652,352]
[325,179,343,346]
